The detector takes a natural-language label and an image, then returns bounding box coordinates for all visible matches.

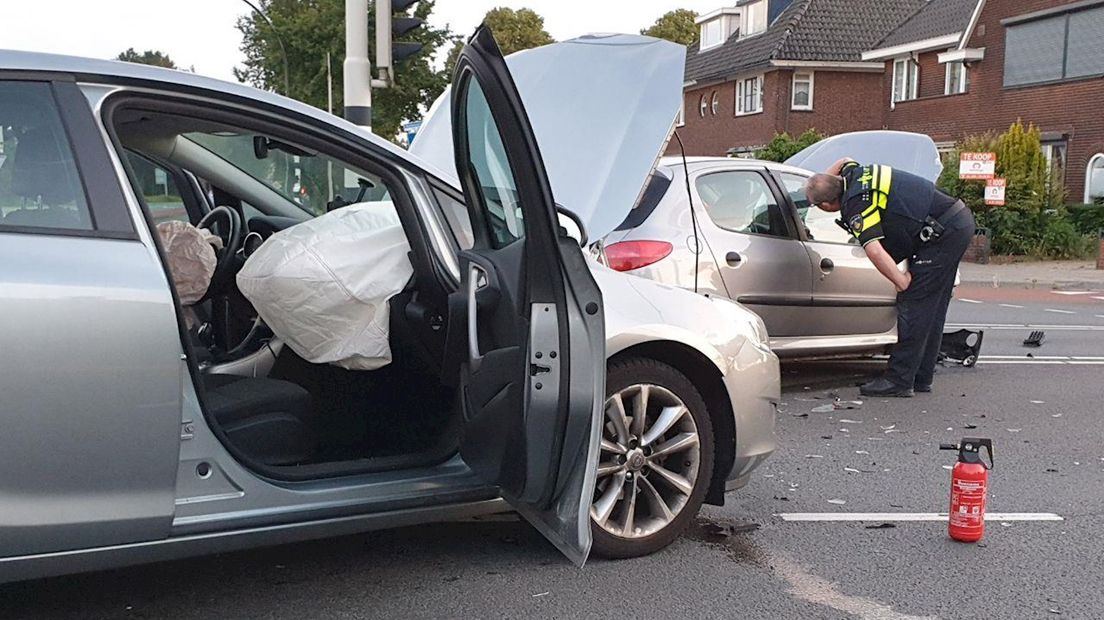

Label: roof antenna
[673,130,701,295]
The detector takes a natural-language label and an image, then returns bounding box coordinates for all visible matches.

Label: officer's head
[805,174,844,212]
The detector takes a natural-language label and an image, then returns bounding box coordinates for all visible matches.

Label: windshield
[186,132,390,216]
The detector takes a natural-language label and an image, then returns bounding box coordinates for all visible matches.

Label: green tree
[482,7,554,56]
[235,0,453,140]
[641,9,699,46]
[755,128,826,162]
[116,48,178,69]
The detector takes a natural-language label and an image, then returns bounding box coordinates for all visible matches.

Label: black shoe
[915,383,932,393]
[860,378,914,398]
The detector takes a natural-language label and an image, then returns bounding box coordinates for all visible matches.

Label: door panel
[778,171,896,336]
[0,81,179,557]
[450,26,604,565]
[694,168,814,338]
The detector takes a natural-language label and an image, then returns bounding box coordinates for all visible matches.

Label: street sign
[984,177,1006,206]
[960,152,996,180]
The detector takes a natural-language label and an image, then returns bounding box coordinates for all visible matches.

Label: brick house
[674,0,926,157]
[861,0,1104,203]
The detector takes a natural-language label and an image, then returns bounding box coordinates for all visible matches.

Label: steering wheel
[196,206,243,300]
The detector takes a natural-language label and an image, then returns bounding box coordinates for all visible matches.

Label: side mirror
[556,206,588,248]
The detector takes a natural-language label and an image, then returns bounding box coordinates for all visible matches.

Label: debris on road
[805,454,824,459]
[1030,400,1045,404]
[701,520,761,538]
[827,498,846,505]
[844,467,861,473]
[532,592,550,598]
[864,523,897,529]
[1023,330,1046,347]
[811,404,835,413]
[839,419,862,424]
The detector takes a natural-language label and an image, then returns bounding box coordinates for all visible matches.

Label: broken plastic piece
[864,523,897,529]
[938,328,984,367]
[1023,330,1046,347]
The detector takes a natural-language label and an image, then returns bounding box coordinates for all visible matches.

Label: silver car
[605,133,946,359]
[0,29,777,583]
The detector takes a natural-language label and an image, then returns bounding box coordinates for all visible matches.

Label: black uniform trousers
[885,206,975,389]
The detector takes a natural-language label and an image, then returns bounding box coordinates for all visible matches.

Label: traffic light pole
[343,0,372,130]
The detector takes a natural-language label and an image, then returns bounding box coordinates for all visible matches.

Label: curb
[959,278,1104,290]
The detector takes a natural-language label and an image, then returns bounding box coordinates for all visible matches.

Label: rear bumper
[723,340,780,485]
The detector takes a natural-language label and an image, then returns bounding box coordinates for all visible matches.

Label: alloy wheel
[591,383,701,539]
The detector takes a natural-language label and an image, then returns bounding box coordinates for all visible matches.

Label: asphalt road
[4,287,1103,619]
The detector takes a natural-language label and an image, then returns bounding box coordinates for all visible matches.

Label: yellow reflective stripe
[862,209,882,231]
[870,165,880,193]
[878,165,892,194]
[862,201,880,217]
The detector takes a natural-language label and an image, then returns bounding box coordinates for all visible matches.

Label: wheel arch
[607,339,735,506]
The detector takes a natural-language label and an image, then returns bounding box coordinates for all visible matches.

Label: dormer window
[696,8,741,51]
[742,0,768,37]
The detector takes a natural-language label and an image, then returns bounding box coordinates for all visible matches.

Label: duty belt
[919,200,967,243]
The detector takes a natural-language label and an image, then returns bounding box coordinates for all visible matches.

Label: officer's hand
[895,271,912,293]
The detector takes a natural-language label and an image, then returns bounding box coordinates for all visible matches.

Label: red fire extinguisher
[940,438,994,542]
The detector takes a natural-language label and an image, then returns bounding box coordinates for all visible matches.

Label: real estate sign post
[984,178,1007,206]
[960,152,997,180]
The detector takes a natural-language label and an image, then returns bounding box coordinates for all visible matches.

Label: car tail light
[604,240,674,272]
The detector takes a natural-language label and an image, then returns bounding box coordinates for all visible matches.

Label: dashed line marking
[1053,291,1096,296]
[1044,308,1076,314]
[947,323,1104,331]
[957,298,983,304]
[778,512,1063,522]
[1093,297,1104,302]
[999,303,1024,309]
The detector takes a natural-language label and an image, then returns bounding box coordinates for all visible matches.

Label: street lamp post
[241,0,291,97]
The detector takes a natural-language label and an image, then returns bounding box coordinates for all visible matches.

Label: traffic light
[375,0,424,87]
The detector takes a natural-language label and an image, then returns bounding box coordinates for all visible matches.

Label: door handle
[467,263,487,363]
[820,257,834,272]
[726,251,743,266]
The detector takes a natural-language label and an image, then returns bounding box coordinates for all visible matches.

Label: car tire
[591,357,714,559]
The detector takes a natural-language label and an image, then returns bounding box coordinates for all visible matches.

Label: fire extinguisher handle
[979,439,994,470]
[939,443,958,451]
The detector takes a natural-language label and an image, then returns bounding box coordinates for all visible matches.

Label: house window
[1086,153,1104,203]
[699,94,707,118]
[791,71,813,110]
[892,58,919,105]
[1005,6,1104,87]
[700,18,725,50]
[945,61,968,95]
[711,91,719,115]
[736,75,763,115]
[1042,140,1067,179]
[742,0,767,36]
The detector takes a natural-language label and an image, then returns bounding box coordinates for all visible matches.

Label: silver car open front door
[449,26,605,565]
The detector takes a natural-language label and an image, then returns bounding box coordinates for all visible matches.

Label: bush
[755,128,826,162]
[940,120,1080,258]
[1068,202,1104,236]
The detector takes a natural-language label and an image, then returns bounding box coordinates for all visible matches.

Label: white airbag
[157,220,220,305]
[236,202,413,370]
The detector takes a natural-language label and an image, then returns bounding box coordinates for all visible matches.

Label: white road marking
[947,323,1104,331]
[957,298,983,304]
[768,550,937,620]
[999,303,1024,309]
[1093,297,1104,302]
[777,512,1063,522]
[983,355,1104,360]
[1044,308,1076,314]
[1053,291,1096,295]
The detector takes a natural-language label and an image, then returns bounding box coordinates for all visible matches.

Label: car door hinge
[181,418,195,441]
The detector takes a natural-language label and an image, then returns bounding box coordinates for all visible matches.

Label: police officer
[804,158,975,397]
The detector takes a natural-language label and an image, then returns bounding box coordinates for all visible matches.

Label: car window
[695,170,789,238]
[615,170,673,231]
[186,132,390,217]
[433,187,475,250]
[0,82,93,231]
[459,73,525,248]
[124,152,188,224]
[782,172,856,245]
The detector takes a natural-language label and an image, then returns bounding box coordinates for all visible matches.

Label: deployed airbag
[236,202,413,370]
[157,220,219,305]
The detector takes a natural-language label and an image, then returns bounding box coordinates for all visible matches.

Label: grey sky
[5,1,720,83]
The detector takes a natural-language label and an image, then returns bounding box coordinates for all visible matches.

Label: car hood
[785,130,944,182]
[410,33,684,242]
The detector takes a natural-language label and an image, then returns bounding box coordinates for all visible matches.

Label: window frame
[1086,152,1104,204]
[791,71,814,110]
[0,77,137,240]
[1003,6,1104,88]
[944,61,968,95]
[891,57,919,107]
[700,18,725,51]
[735,75,764,116]
[699,93,708,117]
[693,168,795,239]
[676,95,685,127]
[710,90,720,115]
